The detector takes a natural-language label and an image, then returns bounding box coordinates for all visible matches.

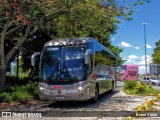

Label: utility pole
[142,23,148,76]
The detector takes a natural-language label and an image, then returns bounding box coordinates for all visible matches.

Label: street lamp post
[142,23,148,76]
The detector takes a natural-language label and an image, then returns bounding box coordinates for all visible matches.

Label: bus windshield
[40,46,86,84]
[128,71,137,76]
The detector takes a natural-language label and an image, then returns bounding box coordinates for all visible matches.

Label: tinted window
[63,46,86,81]
[40,46,86,83]
[143,77,150,80]
[87,42,95,73]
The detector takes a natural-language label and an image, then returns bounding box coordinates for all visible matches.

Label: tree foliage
[0,0,150,91]
[49,0,150,66]
[0,0,60,91]
[108,45,125,66]
[152,40,160,64]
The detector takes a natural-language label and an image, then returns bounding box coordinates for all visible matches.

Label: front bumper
[39,87,92,101]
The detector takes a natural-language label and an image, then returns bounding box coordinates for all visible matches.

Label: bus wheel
[92,85,99,102]
[152,82,156,86]
[109,81,114,94]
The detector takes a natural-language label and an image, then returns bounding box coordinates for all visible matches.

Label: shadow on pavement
[42,90,120,110]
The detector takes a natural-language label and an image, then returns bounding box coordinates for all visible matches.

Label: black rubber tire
[92,85,99,102]
[109,81,114,94]
[152,82,156,86]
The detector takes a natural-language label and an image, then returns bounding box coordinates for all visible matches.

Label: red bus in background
[118,64,138,81]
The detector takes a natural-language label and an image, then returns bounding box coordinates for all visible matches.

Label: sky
[111,0,160,74]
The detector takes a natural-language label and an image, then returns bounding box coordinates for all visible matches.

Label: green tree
[108,45,125,66]
[51,0,149,66]
[13,56,23,74]
[0,0,69,91]
[152,40,160,64]
[0,0,150,91]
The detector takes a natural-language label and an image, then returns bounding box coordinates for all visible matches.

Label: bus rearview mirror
[31,52,40,66]
[85,49,90,64]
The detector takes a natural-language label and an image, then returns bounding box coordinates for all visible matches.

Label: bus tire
[92,84,99,102]
[109,81,114,94]
[152,82,156,86]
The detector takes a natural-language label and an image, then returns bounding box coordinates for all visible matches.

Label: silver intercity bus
[31,37,117,102]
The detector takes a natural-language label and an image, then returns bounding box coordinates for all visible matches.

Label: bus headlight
[39,87,45,91]
[75,85,84,91]
[74,82,86,91]
[77,86,83,91]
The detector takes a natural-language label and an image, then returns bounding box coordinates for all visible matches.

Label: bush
[135,84,146,94]
[0,82,38,103]
[0,92,12,103]
[4,84,18,92]
[123,81,138,90]
[12,91,33,102]
[0,73,39,103]
[123,81,160,95]
[25,82,39,99]
[148,84,152,89]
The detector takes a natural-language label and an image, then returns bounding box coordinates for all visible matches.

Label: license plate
[54,85,62,90]
[56,96,64,100]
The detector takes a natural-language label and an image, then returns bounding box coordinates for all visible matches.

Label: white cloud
[111,37,116,41]
[139,66,145,70]
[128,55,138,59]
[119,41,132,47]
[124,55,138,63]
[124,55,152,74]
[137,55,152,66]
[146,44,152,48]
[135,47,139,50]
[138,60,145,65]
[141,55,152,61]
[124,55,152,65]
[125,58,135,63]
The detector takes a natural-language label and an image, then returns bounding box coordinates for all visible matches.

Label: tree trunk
[0,64,6,92]
[0,38,6,92]
[0,18,11,92]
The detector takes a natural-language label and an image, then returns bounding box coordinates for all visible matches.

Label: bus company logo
[2,112,12,117]
[58,89,61,94]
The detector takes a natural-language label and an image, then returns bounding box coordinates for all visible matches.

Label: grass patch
[123,81,160,95]
[0,74,38,103]
[125,83,160,119]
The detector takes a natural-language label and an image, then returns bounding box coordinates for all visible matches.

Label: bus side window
[87,42,94,74]
[86,58,92,77]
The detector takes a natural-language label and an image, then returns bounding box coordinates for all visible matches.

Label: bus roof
[125,64,138,68]
[44,37,115,58]
[88,38,115,58]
